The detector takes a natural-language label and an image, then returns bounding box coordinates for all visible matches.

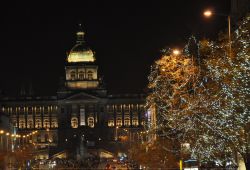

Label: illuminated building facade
[0,26,146,153]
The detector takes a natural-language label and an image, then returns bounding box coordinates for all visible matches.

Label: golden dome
[67,28,95,63]
[67,44,95,63]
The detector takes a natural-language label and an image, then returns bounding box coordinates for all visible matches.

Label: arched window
[124,118,130,126]
[70,71,76,80]
[44,119,50,128]
[132,119,138,126]
[13,120,17,127]
[116,118,122,127]
[79,71,85,80]
[36,119,41,128]
[27,120,33,128]
[108,120,114,127]
[51,119,58,128]
[87,71,93,80]
[88,117,94,128]
[19,120,25,129]
[71,117,78,128]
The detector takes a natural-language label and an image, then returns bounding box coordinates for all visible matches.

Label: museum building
[0,26,146,152]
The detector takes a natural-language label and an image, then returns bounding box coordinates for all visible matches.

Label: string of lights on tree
[146,14,250,167]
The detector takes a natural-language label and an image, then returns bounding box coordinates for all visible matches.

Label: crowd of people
[32,157,100,169]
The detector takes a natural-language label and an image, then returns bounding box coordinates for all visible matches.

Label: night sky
[0,1,230,96]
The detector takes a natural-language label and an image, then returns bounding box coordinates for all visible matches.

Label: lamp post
[16,135,20,146]
[203,9,232,58]
[6,132,10,152]
[11,134,15,152]
[22,135,26,145]
[115,126,119,141]
[46,128,50,159]
[0,130,4,150]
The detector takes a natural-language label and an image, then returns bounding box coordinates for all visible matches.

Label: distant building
[0,25,146,157]
[0,112,12,132]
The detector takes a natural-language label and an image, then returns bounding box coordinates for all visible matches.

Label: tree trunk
[245,154,250,170]
[245,161,250,170]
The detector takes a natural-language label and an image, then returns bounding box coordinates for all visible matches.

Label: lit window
[71,117,78,128]
[51,120,58,128]
[19,120,25,129]
[12,121,17,127]
[27,120,33,128]
[108,120,114,127]
[88,117,95,128]
[79,71,85,80]
[36,119,41,128]
[44,119,50,128]
[87,71,93,80]
[70,71,76,80]
[132,119,138,126]
[124,118,130,126]
[116,105,122,112]
[116,118,122,127]
[124,105,129,111]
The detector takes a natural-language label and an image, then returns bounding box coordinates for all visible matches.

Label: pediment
[63,92,100,101]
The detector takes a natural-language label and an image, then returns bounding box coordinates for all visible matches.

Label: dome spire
[76,23,85,44]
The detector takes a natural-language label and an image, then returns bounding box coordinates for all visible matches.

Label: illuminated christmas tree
[147,14,250,168]
[206,13,250,169]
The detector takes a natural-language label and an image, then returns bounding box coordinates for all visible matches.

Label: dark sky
[0,0,230,96]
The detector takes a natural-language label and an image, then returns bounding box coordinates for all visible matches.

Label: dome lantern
[76,23,85,44]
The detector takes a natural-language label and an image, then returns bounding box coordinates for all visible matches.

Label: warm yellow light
[0,130,4,134]
[11,134,14,137]
[6,133,10,136]
[116,126,119,129]
[204,10,212,17]
[67,49,95,63]
[23,135,26,138]
[173,49,180,55]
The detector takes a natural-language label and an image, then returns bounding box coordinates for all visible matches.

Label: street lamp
[173,49,181,55]
[203,9,232,58]
[22,135,26,145]
[203,10,212,17]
